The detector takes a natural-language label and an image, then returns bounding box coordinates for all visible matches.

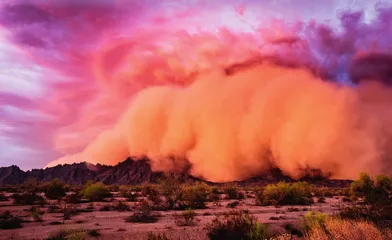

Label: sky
[0,0,390,170]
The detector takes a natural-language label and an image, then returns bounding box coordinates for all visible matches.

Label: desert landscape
[2,1,392,240]
[1,159,392,239]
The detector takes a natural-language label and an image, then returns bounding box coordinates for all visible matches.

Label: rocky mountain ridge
[0,158,352,187]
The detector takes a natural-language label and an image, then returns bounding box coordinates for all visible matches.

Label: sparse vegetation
[147,232,171,240]
[223,184,244,200]
[47,229,87,240]
[227,201,240,208]
[12,192,45,205]
[87,229,101,237]
[174,209,196,226]
[305,218,388,240]
[317,197,326,203]
[0,211,23,229]
[125,199,159,223]
[206,210,269,240]
[350,173,391,205]
[31,207,43,222]
[0,192,9,202]
[181,183,210,209]
[256,182,313,206]
[299,211,328,232]
[64,193,81,204]
[81,181,112,202]
[99,204,111,211]
[44,179,66,200]
[113,200,131,211]
[119,186,138,202]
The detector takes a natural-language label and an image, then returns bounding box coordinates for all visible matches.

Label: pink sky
[0,0,389,170]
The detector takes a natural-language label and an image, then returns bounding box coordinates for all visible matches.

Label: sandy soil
[0,193,348,240]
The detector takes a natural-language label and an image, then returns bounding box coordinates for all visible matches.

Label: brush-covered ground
[0,173,391,240]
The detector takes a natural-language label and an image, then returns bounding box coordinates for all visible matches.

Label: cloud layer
[1,0,392,178]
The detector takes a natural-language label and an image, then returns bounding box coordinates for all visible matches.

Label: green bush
[299,211,328,232]
[160,176,183,210]
[350,173,392,205]
[223,185,244,200]
[206,210,269,240]
[182,183,210,209]
[81,182,112,202]
[45,179,66,200]
[256,182,313,206]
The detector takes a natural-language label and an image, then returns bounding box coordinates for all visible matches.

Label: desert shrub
[113,201,131,211]
[350,173,391,205]
[339,205,392,223]
[142,185,161,205]
[312,187,333,197]
[317,197,326,203]
[62,203,78,221]
[160,176,184,210]
[342,196,352,202]
[147,232,171,240]
[305,218,384,240]
[206,210,269,240]
[182,183,210,209]
[87,229,100,237]
[299,211,328,232]
[45,179,66,200]
[223,184,244,200]
[48,221,62,225]
[81,182,112,202]
[109,184,120,192]
[119,186,138,202]
[48,204,62,213]
[47,229,87,240]
[256,182,313,206]
[125,199,159,223]
[208,193,221,206]
[64,193,81,204]
[227,201,240,208]
[0,192,9,201]
[284,223,303,237]
[174,209,196,226]
[0,211,23,229]
[211,187,221,194]
[12,192,45,205]
[99,204,111,211]
[31,207,43,222]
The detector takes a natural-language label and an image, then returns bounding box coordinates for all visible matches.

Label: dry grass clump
[206,210,269,240]
[173,209,197,226]
[305,218,385,240]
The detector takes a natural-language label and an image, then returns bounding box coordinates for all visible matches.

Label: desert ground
[0,174,391,240]
[0,192,345,240]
